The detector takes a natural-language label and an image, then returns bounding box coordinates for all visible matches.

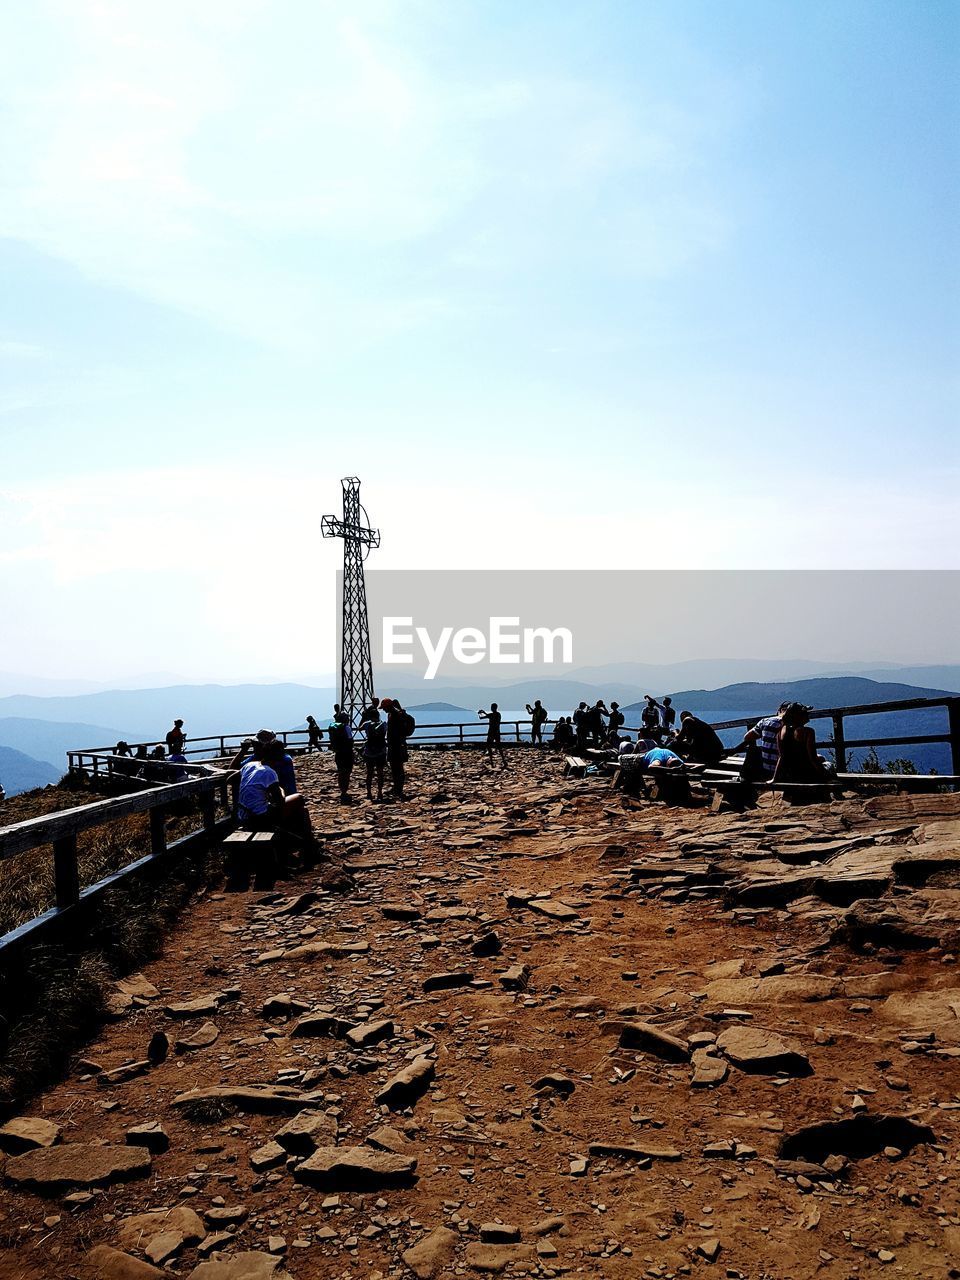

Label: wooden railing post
[201,788,216,832]
[52,834,80,911]
[949,699,960,779]
[149,807,167,857]
[832,713,847,773]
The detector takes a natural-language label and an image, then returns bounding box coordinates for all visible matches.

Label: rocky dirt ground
[1,750,959,1280]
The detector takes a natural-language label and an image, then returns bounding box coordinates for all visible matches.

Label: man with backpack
[327,707,355,803]
[382,697,415,800]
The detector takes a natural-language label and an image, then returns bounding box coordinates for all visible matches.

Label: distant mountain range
[0,674,955,783]
[0,745,60,798]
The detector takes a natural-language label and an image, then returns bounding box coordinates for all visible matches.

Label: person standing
[328,709,355,803]
[362,716,387,802]
[165,719,186,756]
[659,696,676,738]
[358,697,382,729]
[384,698,414,800]
[573,702,588,753]
[641,697,661,742]
[607,702,624,737]
[526,699,548,745]
[479,703,507,768]
[305,715,324,752]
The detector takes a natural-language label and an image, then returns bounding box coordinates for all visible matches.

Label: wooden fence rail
[3,693,958,958]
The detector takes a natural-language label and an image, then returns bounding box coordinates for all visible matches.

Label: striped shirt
[754,715,782,774]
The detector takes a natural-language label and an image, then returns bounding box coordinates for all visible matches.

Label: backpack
[402,711,416,737]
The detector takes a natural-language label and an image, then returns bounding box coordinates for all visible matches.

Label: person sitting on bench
[672,711,725,765]
[733,702,791,781]
[773,703,829,783]
[231,739,316,852]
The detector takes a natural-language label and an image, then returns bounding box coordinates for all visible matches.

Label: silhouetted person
[306,715,324,752]
[383,697,414,799]
[673,711,724,766]
[659,696,676,737]
[526,700,548,745]
[362,716,387,801]
[607,702,624,736]
[573,702,589,752]
[165,719,185,756]
[328,710,355,803]
[358,697,382,729]
[479,703,507,767]
[641,696,661,742]
[733,702,791,781]
[773,703,828,783]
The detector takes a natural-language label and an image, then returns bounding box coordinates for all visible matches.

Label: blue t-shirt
[273,753,297,795]
[640,747,683,768]
[238,761,278,818]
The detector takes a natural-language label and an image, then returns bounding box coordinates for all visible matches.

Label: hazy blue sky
[1,1,957,681]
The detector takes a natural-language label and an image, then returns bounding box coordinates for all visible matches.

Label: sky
[0,0,957,684]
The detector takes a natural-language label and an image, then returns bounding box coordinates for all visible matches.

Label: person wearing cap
[165,719,186,756]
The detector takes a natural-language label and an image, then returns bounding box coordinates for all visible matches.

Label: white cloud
[0,1,738,351]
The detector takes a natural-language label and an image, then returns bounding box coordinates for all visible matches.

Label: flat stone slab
[588,1141,682,1162]
[293,1144,417,1190]
[619,1021,691,1062]
[345,1018,394,1048]
[402,1226,459,1279]
[172,1086,323,1115]
[376,1057,435,1109]
[188,1251,293,1279]
[118,1207,206,1249]
[716,1026,812,1076]
[279,941,369,962]
[0,1116,62,1154]
[691,1049,728,1087]
[274,1111,338,1155]
[527,898,579,921]
[175,1022,220,1052]
[5,1142,151,1192]
[164,996,222,1019]
[83,1245,164,1278]
[463,1242,535,1273]
[423,971,474,992]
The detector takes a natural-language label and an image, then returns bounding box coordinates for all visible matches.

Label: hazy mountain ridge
[621,678,956,773]
[0,746,61,798]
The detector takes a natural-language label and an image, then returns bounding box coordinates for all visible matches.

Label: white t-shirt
[238,760,278,818]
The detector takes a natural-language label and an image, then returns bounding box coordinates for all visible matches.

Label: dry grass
[0,779,227,935]
[0,780,227,1112]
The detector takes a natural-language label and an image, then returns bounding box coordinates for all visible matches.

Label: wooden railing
[66,695,960,772]
[4,693,957,957]
[0,765,231,957]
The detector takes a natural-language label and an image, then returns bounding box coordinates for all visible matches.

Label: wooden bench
[563,756,592,778]
[223,829,281,890]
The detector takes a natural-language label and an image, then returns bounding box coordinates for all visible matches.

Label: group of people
[304,697,416,804]
[544,694,828,785]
